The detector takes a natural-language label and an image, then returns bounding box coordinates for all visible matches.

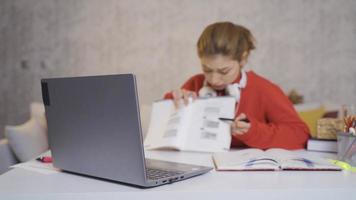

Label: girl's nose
[210,73,223,88]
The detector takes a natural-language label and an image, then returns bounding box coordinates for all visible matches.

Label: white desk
[0,150,355,200]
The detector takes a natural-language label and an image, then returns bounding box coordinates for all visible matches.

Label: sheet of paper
[11,160,60,175]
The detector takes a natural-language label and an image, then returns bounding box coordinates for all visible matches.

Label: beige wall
[1,0,356,137]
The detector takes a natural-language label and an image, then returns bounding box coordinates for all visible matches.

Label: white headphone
[198,70,247,103]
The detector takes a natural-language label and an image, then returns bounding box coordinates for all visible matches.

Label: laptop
[41,74,212,187]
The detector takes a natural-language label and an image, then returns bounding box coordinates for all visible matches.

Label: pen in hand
[221,114,251,135]
[219,117,250,123]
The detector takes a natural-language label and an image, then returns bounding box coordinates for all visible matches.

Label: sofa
[0,139,18,174]
[0,102,152,174]
[0,103,49,174]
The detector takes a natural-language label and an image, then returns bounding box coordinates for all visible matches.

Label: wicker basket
[317,118,344,140]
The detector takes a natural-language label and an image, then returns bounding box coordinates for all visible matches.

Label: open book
[144,97,235,152]
[213,148,342,171]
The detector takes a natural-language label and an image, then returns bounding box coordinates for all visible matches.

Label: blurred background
[1,0,356,138]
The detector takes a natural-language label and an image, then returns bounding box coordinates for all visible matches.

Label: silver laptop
[41,74,212,187]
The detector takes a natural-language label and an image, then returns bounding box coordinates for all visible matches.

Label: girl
[164,22,309,150]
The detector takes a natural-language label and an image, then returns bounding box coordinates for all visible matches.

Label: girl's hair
[197,22,256,62]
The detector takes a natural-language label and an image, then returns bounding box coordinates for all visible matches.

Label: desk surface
[0,150,355,200]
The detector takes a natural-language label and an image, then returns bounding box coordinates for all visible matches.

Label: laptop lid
[41,74,148,186]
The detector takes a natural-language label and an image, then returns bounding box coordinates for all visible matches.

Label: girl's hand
[171,89,197,108]
[231,113,251,136]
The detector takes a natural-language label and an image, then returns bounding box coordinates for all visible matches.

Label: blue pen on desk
[292,158,314,167]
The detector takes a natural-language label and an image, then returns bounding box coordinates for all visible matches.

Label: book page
[213,149,280,170]
[144,100,183,150]
[200,97,236,118]
[182,97,235,152]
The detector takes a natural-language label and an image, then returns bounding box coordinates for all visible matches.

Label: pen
[219,117,250,123]
[292,158,314,168]
[36,156,53,163]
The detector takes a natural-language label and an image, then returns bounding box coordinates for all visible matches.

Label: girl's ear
[239,51,249,67]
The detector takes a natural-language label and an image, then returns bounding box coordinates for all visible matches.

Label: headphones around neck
[198,70,247,103]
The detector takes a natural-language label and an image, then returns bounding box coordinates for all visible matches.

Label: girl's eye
[220,70,230,75]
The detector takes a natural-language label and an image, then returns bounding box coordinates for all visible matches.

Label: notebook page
[265,149,342,170]
[213,149,280,170]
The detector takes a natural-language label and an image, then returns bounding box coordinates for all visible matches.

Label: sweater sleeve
[233,84,310,150]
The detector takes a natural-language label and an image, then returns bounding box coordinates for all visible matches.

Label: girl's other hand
[172,89,197,108]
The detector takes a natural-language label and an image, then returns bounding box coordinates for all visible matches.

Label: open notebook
[213,148,342,171]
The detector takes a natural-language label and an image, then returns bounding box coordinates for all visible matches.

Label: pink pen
[36,156,53,163]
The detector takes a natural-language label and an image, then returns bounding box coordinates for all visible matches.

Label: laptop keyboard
[146,168,184,180]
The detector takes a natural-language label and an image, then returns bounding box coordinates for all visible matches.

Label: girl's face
[200,54,243,90]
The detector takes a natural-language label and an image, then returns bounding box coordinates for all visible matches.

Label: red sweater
[164,71,310,150]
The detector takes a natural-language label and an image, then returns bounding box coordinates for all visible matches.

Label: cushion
[5,103,48,162]
[30,102,47,130]
[297,106,326,138]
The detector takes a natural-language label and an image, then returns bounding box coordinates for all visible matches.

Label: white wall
[1,0,356,137]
